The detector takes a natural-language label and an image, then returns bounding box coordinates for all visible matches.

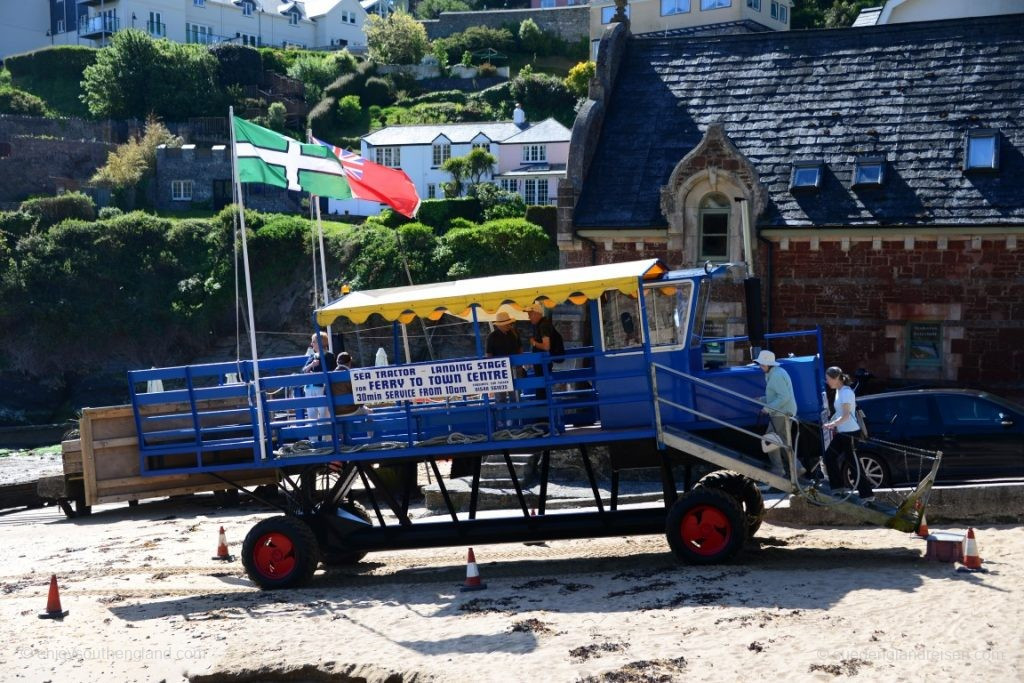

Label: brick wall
[769,237,1024,394]
[422,6,589,42]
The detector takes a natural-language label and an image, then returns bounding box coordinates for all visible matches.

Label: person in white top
[823,366,873,501]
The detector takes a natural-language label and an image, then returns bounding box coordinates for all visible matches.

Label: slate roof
[363,118,569,147]
[574,14,1024,229]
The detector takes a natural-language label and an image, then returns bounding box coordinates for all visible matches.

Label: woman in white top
[823,366,873,500]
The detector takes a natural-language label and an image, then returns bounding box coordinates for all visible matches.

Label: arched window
[699,193,730,261]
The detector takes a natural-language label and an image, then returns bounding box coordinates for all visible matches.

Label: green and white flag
[232,116,352,199]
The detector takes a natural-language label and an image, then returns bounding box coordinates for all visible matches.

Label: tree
[824,0,878,27]
[91,116,182,194]
[465,148,496,185]
[471,183,526,221]
[564,60,595,98]
[414,0,471,20]
[365,12,429,66]
[265,102,287,132]
[440,156,470,197]
[518,18,545,55]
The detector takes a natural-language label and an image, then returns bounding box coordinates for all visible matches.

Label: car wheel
[844,452,889,489]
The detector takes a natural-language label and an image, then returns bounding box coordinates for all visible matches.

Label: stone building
[558,13,1024,397]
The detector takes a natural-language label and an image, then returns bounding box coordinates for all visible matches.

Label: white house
[327,109,571,217]
[5,0,367,57]
[853,0,1023,26]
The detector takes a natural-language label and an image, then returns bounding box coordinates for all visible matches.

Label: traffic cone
[916,511,930,538]
[38,574,68,620]
[959,528,984,571]
[460,547,487,592]
[212,526,234,561]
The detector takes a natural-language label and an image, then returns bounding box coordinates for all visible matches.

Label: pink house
[494,116,571,206]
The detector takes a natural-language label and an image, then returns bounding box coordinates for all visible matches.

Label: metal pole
[228,106,269,462]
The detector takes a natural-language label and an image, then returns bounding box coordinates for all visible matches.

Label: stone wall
[0,135,114,203]
[154,145,299,214]
[0,114,140,144]
[423,6,589,42]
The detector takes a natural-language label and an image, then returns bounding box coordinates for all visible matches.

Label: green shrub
[19,193,96,229]
[210,43,262,87]
[415,198,482,233]
[3,46,96,117]
[509,70,577,127]
[473,183,526,221]
[525,204,557,241]
[259,48,290,76]
[0,211,38,240]
[337,95,362,126]
[0,87,47,115]
[362,76,394,107]
[433,26,514,68]
[98,207,124,220]
[436,217,556,279]
[404,89,467,106]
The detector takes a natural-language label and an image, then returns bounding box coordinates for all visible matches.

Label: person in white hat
[755,349,798,478]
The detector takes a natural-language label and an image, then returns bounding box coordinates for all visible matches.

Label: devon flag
[233,116,352,199]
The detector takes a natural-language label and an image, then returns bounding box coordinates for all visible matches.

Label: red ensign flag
[315,137,421,218]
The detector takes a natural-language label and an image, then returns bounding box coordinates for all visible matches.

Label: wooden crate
[70,403,277,506]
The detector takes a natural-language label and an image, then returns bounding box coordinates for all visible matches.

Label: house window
[56,18,65,33]
[790,162,822,191]
[770,0,779,18]
[498,178,518,193]
[698,193,730,261]
[746,0,760,10]
[522,144,547,163]
[374,146,400,167]
[701,0,731,9]
[148,11,164,36]
[472,142,491,153]
[194,0,205,6]
[907,322,941,368]
[964,130,999,171]
[541,0,556,7]
[187,23,213,43]
[662,0,690,15]
[237,32,257,46]
[289,12,299,25]
[601,4,629,23]
[242,1,253,17]
[779,3,787,21]
[432,143,451,167]
[171,180,194,201]
[427,184,436,199]
[852,157,885,187]
[524,178,549,205]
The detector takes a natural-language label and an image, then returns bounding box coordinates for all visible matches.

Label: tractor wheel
[696,469,765,538]
[242,515,320,589]
[665,487,748,565]
[321,501,372,566]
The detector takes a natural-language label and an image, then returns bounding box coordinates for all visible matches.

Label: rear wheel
[242,515,319,589]
[665,487,747,564]
[696,470,765,538]
[844,452,889,489]
[321,501,372,565]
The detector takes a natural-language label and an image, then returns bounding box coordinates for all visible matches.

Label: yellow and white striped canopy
[316,258,669,326]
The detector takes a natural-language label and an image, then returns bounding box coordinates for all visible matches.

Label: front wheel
[242,515,320,589]
[665,487,747,565]
[696,470,765,538]
[844,452,889,489]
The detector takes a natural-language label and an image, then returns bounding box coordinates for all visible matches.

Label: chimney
[513,102,527,128]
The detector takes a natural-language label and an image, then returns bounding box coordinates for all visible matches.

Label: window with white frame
[770,0,782,19]
[662,0,690,14]
[187,23,213,44]
[852,157,885,187]
[56,18,65,33]
[171,180,194,201]
[432,142,451,167]
[427,184,436,199]
[779,2,787,21]
[541,0,555,7]
[237,32,258,46]
[964,130,999,171]
[472,142,491,153]
[242,1,254,17]
[790,161,822,191]
[746,0,760,9]
[498,178,518,193]
[289,11,299,25]
[522,144,546,163]
[601,4,629,23]
[194,0,205,6]
[524,178,549,205]
[374,146,400,167]
[701,0,730,9]
[699,193,730,260]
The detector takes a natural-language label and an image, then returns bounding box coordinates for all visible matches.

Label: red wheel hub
[679,504,732,556]
[252,532,297,579]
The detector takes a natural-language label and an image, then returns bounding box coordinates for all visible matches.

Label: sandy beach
[0,495,1021,683]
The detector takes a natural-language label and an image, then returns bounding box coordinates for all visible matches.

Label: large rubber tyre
[843,452,889,489]
[665,487,748,565]
[696,469,765,538]
[321,501,371,566]
[242,515,319,589]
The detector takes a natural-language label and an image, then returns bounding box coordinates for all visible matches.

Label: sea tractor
[126,258,940,588]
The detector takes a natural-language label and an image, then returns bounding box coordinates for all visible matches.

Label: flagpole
[308,129,334,351]
[229,106,269,462]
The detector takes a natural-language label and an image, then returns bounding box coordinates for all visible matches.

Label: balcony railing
[79,14,119,37]
[147,20,166,37]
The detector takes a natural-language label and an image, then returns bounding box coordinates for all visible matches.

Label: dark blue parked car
[851,389,1024,487]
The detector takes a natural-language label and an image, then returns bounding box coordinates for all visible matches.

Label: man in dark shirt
[527,303,555,400]
[486,310,521,426]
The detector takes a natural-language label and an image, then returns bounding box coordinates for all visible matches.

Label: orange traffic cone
[212,526,234,561]
[959,528,984,571]
[460,548,487,592]
[38,574,68,620]
[916,511,930,538]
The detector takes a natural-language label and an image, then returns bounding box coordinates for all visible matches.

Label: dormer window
[432,141,451,167]
[289,11,299,25]
[852,157,885,187]
[964,130,999,171]
[241,1,254,17]
[790,161,822,191]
